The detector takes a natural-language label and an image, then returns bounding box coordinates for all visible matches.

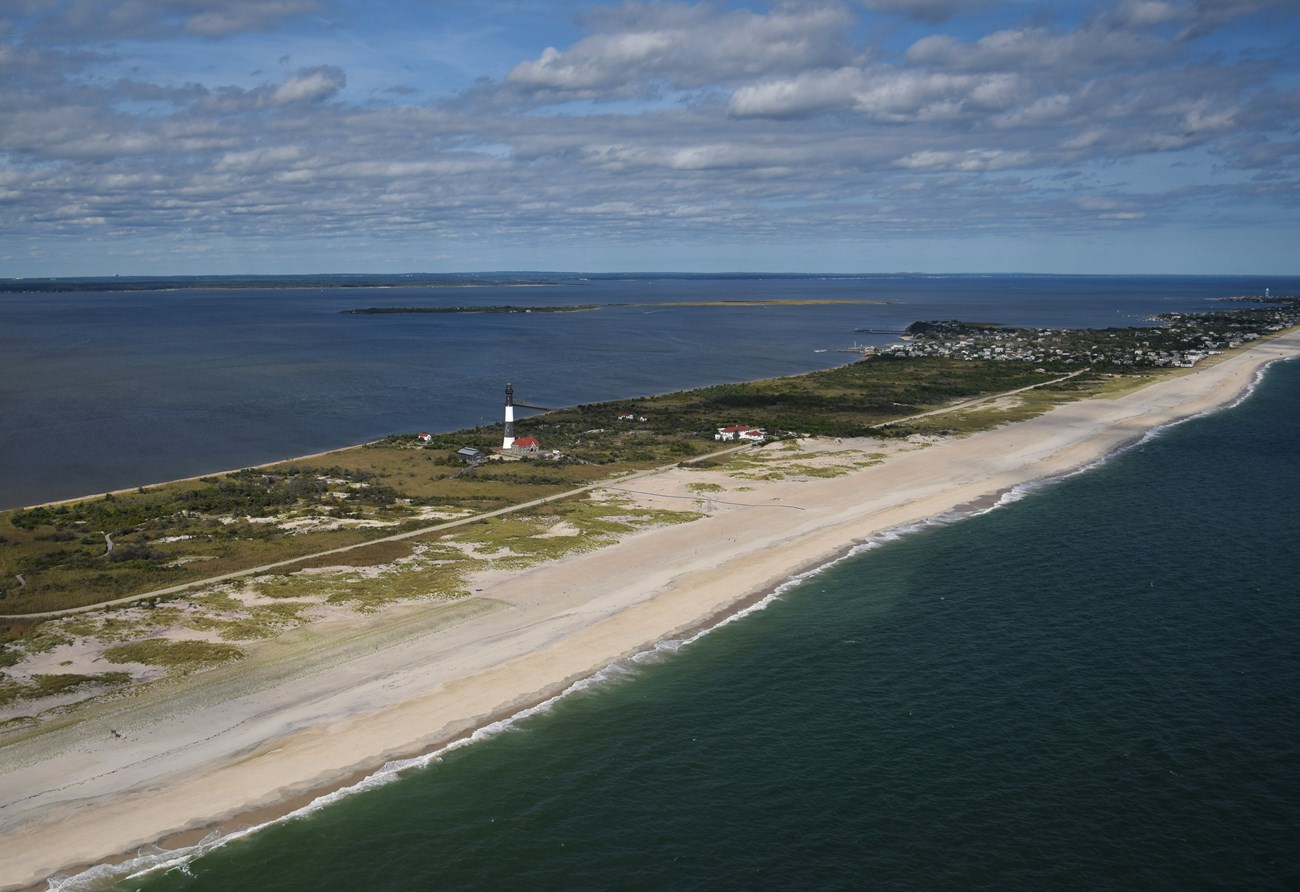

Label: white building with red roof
[715,425,766,442]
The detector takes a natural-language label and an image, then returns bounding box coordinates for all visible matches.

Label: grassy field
[0,489,702,696]
[0,355,1152,619]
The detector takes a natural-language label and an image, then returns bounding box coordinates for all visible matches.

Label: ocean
[99,343,1300,892]
[7,275,1297,890]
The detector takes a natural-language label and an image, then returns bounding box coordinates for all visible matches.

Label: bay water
[80,300,1300,891]
[5,273,1297,509]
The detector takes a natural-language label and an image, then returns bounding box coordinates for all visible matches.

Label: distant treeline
[343,305,598,315]
[0,274,565,293]
[0,272,880,294]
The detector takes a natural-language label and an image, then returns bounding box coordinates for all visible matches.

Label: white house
[715,425,767,442]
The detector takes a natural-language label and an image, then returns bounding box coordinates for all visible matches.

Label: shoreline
[2,331,1298,892]
[27,543,865,892]
[6,438,391,514]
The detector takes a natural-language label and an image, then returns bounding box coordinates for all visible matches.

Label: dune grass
[102,639,245,670]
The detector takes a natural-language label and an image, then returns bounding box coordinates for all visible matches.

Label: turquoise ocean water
[95,356,1300,889]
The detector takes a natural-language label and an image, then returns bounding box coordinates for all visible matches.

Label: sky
[2,0,1298,277]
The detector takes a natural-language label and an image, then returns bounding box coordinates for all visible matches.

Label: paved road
[1,445,753,620]
[872,367,1091,427]
[0,373,1088,622]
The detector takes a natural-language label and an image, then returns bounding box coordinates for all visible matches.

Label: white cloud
[728,67,867,117]
[183,0,320,37]
[15,0,321,41]
[215,146,307,172]
[2,0,1298,272]
[894,148,1029,171]
[506,1,854,99]
[854,70,1023,120]
[1108,0,1183,28]
[855,0,994,23]
[1176,0,1299,38]
[270,66,345,104]
[730,66,1024,121]
[905,26,1166,73]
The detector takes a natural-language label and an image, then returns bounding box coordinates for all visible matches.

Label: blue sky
[2,0,1298,276]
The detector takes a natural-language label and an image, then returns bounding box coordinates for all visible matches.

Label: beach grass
[0,354,1200,616]
[687,483,725,493]
[444,495,701,570]
[0,671,132,708]
[102,639,246,670]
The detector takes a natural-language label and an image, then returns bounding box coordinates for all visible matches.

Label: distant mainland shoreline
[0,272,899,294]
[340,298,890,314]
[342,304,598,314]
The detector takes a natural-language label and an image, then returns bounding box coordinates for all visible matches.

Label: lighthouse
[502,383,516,450]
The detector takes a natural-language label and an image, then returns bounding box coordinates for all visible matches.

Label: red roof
[514,436,541,448]
[719,425,752,433]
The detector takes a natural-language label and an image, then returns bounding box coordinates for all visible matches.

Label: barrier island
[0,295,1298,891]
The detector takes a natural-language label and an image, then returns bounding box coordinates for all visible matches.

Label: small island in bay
[342,304,599,314]
[340,298,892,314]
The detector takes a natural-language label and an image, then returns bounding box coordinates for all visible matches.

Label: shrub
[102,639,245,669]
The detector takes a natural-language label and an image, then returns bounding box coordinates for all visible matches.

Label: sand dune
[1,331,1296,891]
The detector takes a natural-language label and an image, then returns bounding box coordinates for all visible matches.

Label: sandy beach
[2,331,1298,891]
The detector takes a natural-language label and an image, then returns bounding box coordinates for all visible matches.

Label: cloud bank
[1,0,1298,274]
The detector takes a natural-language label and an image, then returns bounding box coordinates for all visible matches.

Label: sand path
[1,331,1296,891]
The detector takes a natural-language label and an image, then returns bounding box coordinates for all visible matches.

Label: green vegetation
[0,355,1117,615]
[254,543,479,611]
[6,301,1293,618]
[445,495,700,571]
[2,302,1291,707]
[0,671,132,708]
[56,606,188,643]
[687,483,725,493]
[182,600,313,641]
[0,272,894,295]
[697,446,883,482]
[284,539,416,571]
[0,273,569,293]
[576,354,1076,440]
[102,639,245,670]
[343,305,598,315]
[343,298,887,315]
[894,296,1300,369]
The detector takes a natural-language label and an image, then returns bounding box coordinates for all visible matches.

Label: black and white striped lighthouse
[502,383,516,450]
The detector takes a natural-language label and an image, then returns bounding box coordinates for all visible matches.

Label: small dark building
[457,446,485,463]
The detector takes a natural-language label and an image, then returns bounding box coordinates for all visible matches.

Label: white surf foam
[51,352,1296,891]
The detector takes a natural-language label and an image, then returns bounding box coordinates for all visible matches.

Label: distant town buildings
[864,296,1300,369]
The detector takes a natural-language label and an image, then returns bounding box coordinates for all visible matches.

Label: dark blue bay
[117,343,1300,890]
[5,273,1298,509]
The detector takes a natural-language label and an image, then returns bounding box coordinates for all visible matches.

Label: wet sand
[1,331,1297,891]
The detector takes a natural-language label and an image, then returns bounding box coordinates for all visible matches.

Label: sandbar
[1,331,1297,891]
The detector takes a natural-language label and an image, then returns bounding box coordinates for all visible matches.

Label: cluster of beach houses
[871,296,1300,369]
[875,330,1230,368]
[416,432,553,463]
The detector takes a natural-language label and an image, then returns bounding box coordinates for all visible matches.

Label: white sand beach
[1,331,1297,891]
